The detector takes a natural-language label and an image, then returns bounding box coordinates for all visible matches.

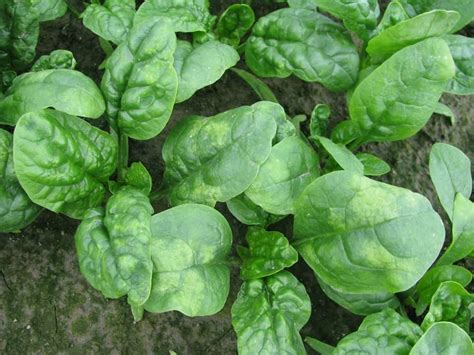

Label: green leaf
[245,136,319,215]
[316,135,364,175]
[367,10,460,61]
[216,4,255,47]
[356,152,391,176]
[231,68,279,103]
[410,322,474,355]
[31,49,77,71]
[0,128,42,233]
[74,208,128,299]
[434,102,456,125]
[82,0,135,45]
[350,38,455,142]
[335,309,423,354]
[438,193,474,265]
[33,0,67,22]
[314,0,380,41]
[226,194,283,227]
[239,227,298,280]
[305,337,335,355]
[310,104,330,137]
[443,35,474,96]
[101,21,178,140]
[288,0,317,10]
[294,171,445,294]
[173,40,239,103]
[163,102,279,206]
[245,8,360,92]
[231,271,311,355]
[134,0,214,33]
[104,186,154,307]
[330,120,360,145]
[429,143,472,220]
[144,204,232,316]
[124,162,152,195]
[374,0,409,35]
[13,109,118,219]
[0,69,105,126]
[421,281,473,332]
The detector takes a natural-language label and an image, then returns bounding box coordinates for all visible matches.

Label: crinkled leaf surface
[104,187,154,307]
[374,0,409,35]
[215,4,255,47]
[227,194,283,227]
[239,228,298,280]
[443,35,474,96]
[33,0,67,22]
[294,171,445,294]
[74,208,128,299]
[144,204,232,316]
[310,104,330,137]
[123,162,152,195]
[0,69,105,125]
[13,109,117,219]
[429,143,472,220]
[174,40,239,103]
[31,49,76,71]
[410,322,474,355]
[356,153,391,176]
[101,21,178,140]
[82,0,135,45]
[163,101,279,206]
[316,135,363,175]
[335,309,423,354]
[350,38,455,142]
[232,271,311,355]
[0,128,41,232]
[245,8,360,92]
[245,136,319,215]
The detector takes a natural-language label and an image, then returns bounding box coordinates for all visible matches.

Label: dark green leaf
[31,50,77,71]
[216,4,255,47]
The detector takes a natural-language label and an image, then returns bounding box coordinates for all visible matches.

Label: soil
[1,1,473,354]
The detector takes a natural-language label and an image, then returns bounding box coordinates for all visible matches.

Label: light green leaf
[316,135,364,175]
[288,0,317,10]
[163,102,279,206]
[245,8,360,92]
[443,35,474,96]
[330,120,361,145]
[356,152,391,176]
[374,0,409,35]
[13,109,117,219]
[123,162,152,195]
[310,104,330,137]
[294,171,445,294]
[434,102,455,125]
[226,194,283,227]
[215,4,255,47]
[232,271,311,355]
[31,49,77,71]
[33,0,67,22]
[144,204,232,316]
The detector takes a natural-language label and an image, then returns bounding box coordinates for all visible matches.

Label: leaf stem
[118,132,129,182]
[304,337,336,355]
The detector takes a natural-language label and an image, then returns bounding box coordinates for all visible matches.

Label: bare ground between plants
[0,1,473,354]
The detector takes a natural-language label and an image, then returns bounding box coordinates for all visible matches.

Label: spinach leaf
[434,102,456,125]
[316,135,364,175]
[215,4,255,47]
[374,0,409,35]
[245,8,360,92]
[356,152,391,176]
[288,0,317,10]
[101,21,178,140]
[429,143,472,220]
[421,281,473,332]
[227,194,283,227]
[334,309,423,354]
[144,204,232,316]
[309,104,330,138]
[245,136,319,215]
[122,162,152,195]
[82,0,135,45]
[330,120,361,145]
[437,193,474,265]
[173,40,239,103]
[13,109,118,219]
[350,38,455,142]
[0,128,42,233]
[314,0,380,41]
[75,208,128,299]
[231,68,279,103]
[410,322,474,355]
[163,102,279,206]
[294,171,445,294]
[231,271,311,355]
[238,227,298,280]
[443,35,474,95]
[31,49,77,71]
[33,0,67,22]
[0,69,105,125]
[367,10,460,61]
[104,186,154,308]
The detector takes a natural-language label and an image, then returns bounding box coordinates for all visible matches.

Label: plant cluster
[1,0,473,354]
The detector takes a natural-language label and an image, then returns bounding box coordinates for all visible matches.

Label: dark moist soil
[1,1,473,354]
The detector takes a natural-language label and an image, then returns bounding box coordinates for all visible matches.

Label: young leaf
[305,337,335,355]
[231,271,311,355]
[226,194,283,227]
[13,110,118,219]
[33,0,67,22]
[101,21,178,140]
[443,35,474,96]
[245,8,360,92]
[330,120,361,145]
[215,4,255,47]
[231,68,279,103]
[294,171,445,294]
[245,136,320,215]
[31,50,77,71]
[410,322,474,355]
[356,153,391,176]
[309,104,330,137]
[374,0,409,35]
[124,162,152,195]
[239,227,298,280]
[316,136,364,175]
[429,143,472,220]
[173,40,239,103]
[0,69,105,125]
[366,10,460,61]
[350,38,455,142]
[162,102,279,206]
[144,204,232,316]
[434,102,456,125]
[104,186,154,308]
[0,129,42,233]
[82,0,135,45]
